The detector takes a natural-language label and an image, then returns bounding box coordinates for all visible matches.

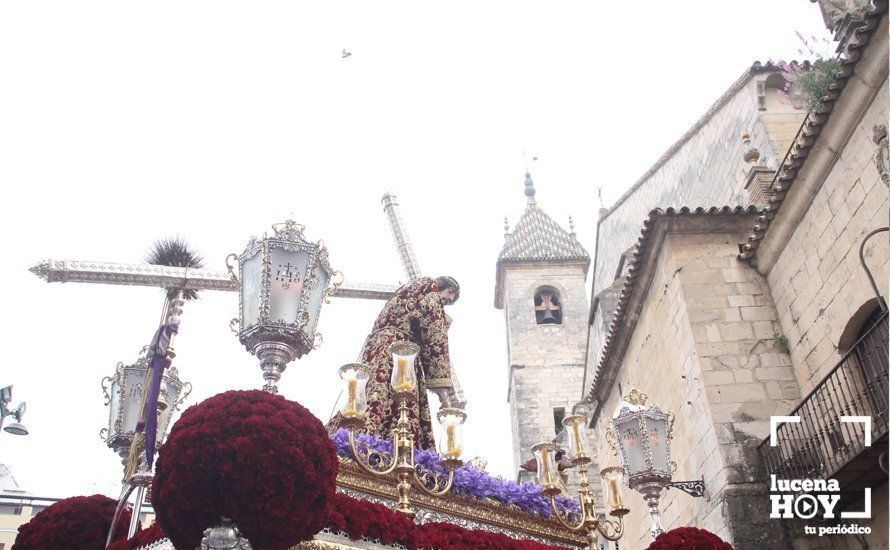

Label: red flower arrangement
[417,521,560,550]
[107,523,166,550]
[327,493,561,549]
[151,390,338,550]
[12,494,130,550]
[327,493,419,547]
[85,492,565,550]
[647,526,733,549]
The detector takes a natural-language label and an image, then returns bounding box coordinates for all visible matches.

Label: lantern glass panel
[268,247,310,324]
[121,369,147,435]
[107,378,122,436]
[156,379,182,446]
[644,415,670,472]
[241,252,263,328]
[339,365,371,418]
[615,414,646,476]
[304,261,330,336]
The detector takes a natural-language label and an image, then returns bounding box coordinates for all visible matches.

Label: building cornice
[587,206,763,421]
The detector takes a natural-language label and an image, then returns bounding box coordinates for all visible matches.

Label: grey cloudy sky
[0,1,830,497]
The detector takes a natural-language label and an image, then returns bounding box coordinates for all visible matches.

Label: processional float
[30,195,624,549]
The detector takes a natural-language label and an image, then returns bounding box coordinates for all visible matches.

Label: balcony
[759,313,888,494]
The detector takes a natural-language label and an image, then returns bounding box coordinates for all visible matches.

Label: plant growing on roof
[774,31,842,112]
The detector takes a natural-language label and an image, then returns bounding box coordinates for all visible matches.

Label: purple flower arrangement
[332,429,581,519]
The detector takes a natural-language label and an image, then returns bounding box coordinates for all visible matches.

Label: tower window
[553,407,566,435]
[756,80,766,110]
[535,286,562,325]
[534,287,562,325]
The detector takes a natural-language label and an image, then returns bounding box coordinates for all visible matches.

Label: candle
[540,450,553,484]
[393,357,414,392]
[609,478,624,508]
[571,423,584,455]
[344,377,358,415]
[445,424,461,457]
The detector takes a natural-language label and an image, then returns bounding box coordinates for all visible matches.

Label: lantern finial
[623,388,648,406]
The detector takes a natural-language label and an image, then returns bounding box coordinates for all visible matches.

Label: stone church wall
[594,231,798,549]
[766,79,889,394]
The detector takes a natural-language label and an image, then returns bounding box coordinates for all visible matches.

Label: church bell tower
[494,173,591,482]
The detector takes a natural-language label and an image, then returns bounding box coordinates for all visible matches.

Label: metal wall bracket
[665,479,707,499]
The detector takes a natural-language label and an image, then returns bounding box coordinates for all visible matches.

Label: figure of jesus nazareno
[328,276,459,450]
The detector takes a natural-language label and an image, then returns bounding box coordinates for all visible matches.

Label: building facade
[578,2,888,549]
[495,2,887,548]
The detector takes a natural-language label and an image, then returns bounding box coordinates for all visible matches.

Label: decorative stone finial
[524,172,536,204]
[503,216,510,235]
[742,131,761,165]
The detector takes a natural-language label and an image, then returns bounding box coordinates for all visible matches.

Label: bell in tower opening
[534,287,562,325]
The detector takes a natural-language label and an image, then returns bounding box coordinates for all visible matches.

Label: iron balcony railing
[759,313,889,481]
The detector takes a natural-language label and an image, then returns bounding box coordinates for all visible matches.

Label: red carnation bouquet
[108,523,166,550]
[13,494,130,550]
[327,492,419,547]
[417,521,562,549]
[647,526,733,549]
[152,390,338,550]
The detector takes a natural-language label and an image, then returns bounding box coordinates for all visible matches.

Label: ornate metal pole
[106,239,201,547]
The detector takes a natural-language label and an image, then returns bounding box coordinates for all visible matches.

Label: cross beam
[28,259,398,300]
[381,193,466,409]
[381,193,422,281]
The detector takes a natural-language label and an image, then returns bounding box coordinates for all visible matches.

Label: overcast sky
[0,1,831,497]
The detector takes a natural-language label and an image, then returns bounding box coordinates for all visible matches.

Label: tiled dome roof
[498,205,589,263]
[494,173,590,309]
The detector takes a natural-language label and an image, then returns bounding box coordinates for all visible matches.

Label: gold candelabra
[532,415,629,548]
[339,342,465,518]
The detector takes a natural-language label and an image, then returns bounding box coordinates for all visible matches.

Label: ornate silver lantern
[235,220,338,393]
[101,350,190,467]
[610,389,672,538]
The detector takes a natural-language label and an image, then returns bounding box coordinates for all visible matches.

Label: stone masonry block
[740,306,776,321]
